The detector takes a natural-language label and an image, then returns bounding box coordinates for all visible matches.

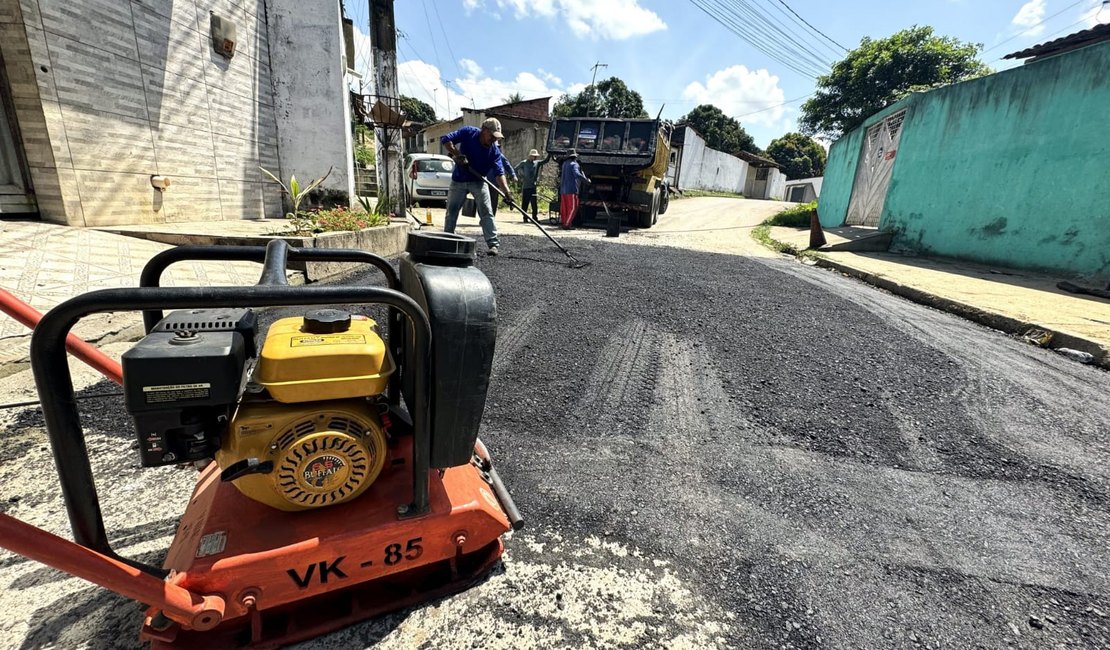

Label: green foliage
[553,77,648,118]
[765,201,818,227]
[286,207,388,235]
[503,92,524,104]
[260,167,332,217]
[766,133,826,180]
[400,95,437,124]
[354,143,375,167]
[800,26,991,139]
[679,104,760,156]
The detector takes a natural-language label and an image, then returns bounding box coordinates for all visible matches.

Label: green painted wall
[817,100,909,229]
[819,40,1110,280]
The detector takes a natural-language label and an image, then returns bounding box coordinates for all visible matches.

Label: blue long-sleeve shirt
[440,126,504,182]
[488,149,516,183]
[560,158,588,195]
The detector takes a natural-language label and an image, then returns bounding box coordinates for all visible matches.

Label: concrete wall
[674,126,749,193]
[0,0,354,226]
[784,176,823,202]
[0,0,286,225]
[419,113,549,172]
[820,40,1110,279]
[268,0,353,204]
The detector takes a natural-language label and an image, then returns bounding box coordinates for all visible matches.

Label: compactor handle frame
[139,241,405,405]
[29,240,434,576]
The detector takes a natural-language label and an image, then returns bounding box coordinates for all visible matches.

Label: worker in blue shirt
[489,145,517,216]
[559,150,590,229]
[440,118,514,255]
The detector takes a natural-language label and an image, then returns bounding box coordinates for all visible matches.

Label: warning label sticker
[196,531,227,558]
[142,382,211,404]
[290,334,366,347]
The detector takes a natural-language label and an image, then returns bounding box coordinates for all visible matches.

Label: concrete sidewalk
[0,217,412,370]
[768,225,1110,368]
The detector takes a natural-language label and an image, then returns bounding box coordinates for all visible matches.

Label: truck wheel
[659,184,670,216]
[638,189,659,228]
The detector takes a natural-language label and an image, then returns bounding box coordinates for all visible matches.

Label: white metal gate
[845,109,906,227]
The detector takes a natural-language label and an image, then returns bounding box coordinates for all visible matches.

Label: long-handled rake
[458,162,590,269]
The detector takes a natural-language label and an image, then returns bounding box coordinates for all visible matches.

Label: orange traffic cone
[808,210,827,249]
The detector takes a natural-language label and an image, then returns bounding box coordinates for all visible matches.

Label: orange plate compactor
[0,233,522,648]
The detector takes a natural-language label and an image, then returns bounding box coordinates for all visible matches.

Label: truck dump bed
[546,118,668,177]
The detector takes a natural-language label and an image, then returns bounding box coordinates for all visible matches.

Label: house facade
[0,0,357,226]
[421,97,552,169]
[819,27,1110,280]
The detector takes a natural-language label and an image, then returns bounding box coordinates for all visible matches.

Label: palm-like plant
[260,166,333,217]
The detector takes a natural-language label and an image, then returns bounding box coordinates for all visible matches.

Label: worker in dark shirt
[440,118,514,255]
[559,150,590,229]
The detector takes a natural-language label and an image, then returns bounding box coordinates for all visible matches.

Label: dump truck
[545,117,672,229]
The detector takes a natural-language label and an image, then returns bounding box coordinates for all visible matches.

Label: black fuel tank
[399,232,497,468]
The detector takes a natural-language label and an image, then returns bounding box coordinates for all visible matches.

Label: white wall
[267,0,353,202]
[675,127,749,193]
[784,176,823,202]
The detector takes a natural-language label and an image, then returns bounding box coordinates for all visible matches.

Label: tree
[502,92,524,104]
[679,104,760,156]
[553,77,648,118]
[766,132,826,180]
[800,26,991,139]
[399,95,437,124]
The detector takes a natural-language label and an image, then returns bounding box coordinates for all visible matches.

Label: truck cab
[546,117,672,228]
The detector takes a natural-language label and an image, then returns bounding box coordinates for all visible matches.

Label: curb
[812,256,1110,370]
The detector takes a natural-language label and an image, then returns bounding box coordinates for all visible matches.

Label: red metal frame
[0,288,123,384]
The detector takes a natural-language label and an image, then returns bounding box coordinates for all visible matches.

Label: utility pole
[369,0,405,220]
[586,61,607,117]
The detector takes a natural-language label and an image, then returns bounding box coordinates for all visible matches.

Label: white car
[403,154,454,206]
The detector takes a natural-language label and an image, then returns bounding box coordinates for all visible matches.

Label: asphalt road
[1,199,1108,648]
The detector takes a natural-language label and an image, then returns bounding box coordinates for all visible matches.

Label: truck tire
[659,183,670,216]
[638,189,659,228]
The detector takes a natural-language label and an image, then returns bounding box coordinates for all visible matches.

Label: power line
[990,16,1089,63]
[419,0,446,78]
[429,0,464,81]
[773,0,849,53]
[691,0,832,78]
[764,0,844,61]
[734,93,813,119]
[982,0,1084,54]
[719,0,832,75]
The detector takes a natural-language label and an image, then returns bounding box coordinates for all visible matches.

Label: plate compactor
[0,233,522,648]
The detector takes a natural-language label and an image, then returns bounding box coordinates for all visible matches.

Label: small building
[667,126,785,200]
[818,25,1110,280]
[783,177,823,203]
[420,97,551,167]
[0,0,359,226]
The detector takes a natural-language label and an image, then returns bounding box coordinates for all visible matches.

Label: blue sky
[349,0,1106,147]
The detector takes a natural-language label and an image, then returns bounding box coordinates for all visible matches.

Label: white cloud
[396,57,580,120]
[462,0,481,13]
[1012,0,1047,36]
[459,58,484,78]
[681,65,787,128]
[464,0,665,40]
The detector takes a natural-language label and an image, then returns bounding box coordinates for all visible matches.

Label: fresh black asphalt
[1,231,1107,649]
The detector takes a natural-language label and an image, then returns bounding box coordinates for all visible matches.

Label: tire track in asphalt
[493,302,543,373]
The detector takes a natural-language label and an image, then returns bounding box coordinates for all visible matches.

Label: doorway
[845,109,905,227]
[0,56,36,216]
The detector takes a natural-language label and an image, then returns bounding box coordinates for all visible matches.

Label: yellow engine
[215,309,395,511]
